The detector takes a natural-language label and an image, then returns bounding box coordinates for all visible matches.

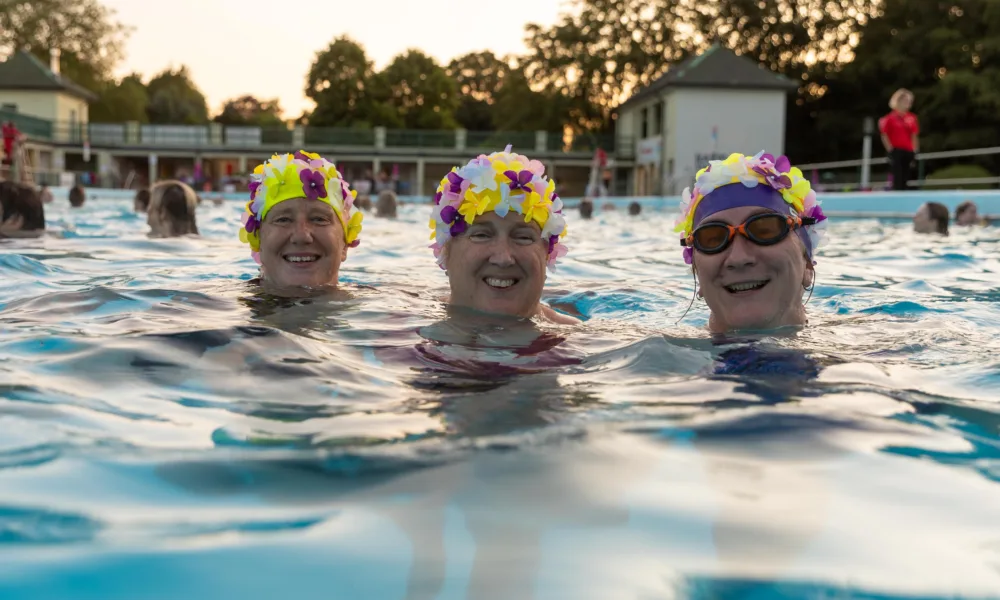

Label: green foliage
[306,36,377,127]
[145,67,209,125]
[926,164,995,189]
[379,50,458,130]
[520,0,878,133]
[90,74,148,123]
[0,0,130,85]
[798,0,1000,165]
[214,95,283,127]
[447,51,510,130]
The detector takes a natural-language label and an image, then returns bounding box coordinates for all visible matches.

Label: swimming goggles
[680,213,817,255]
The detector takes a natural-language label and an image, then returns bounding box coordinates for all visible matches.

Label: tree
[493,69,568,132]
[90,74,149,123]
[810,0,1000,166]
[0,0,130,90]
[145,66,209,124]
[214,95,284,127]
[447,51,513,131]
[307,36,377,127]
[379,50,458,129]
[521,0,881,132]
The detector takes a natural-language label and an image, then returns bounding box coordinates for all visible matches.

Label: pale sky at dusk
[102,0,568,119]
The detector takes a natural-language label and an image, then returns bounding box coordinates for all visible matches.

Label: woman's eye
[514,235,537,244]
[311,216,331,224]
[273,217,291,224]
[469,232,490,240]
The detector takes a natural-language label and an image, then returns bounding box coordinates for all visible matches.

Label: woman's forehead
[269,198,334,215]
[700,205,777,224]
[473,211,542,232]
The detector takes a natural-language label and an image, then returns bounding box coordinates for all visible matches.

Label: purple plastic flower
[682,246,693,265]
[774,155,791,173]
[433,191,443,205]
[449,219,467,237]
[440,205,458,224]
[245,215,259,234]
[752,166,792,190]
[248,180,261,200]
[547,235,559,254]
[804,204,827,223]
[504,169,533,191]
[446,171,464,194]
[299,169,327,201]
[293,151,311,162]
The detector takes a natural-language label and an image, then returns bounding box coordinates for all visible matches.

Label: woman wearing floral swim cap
[675,152,828,333]
[428,145,578,324]
[238,150,364,293]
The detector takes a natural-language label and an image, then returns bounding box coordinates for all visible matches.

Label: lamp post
[861,117,874,191]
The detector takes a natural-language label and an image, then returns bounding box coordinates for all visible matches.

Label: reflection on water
[0,199,999,598]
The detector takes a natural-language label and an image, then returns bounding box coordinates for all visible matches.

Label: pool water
[1,193,999,599]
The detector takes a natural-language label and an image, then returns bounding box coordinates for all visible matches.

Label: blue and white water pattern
[1,190,999,599]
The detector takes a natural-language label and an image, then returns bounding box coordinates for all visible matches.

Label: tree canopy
[214,95,284,127]
[145,67,209,125]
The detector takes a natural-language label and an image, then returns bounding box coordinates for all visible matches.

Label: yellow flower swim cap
[238,150,364,264]
[428,145,568,269]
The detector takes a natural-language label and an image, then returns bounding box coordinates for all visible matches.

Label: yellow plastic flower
[521,191,551,227]
[458,193,489,224]
[345,211,364,245]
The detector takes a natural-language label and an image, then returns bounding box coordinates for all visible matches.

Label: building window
[653,102,663,136]
[641,107,648,139]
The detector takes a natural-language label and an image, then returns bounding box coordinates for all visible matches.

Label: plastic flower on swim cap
[238,150,363,264]
[674,151,827,264]
[428,145,568,270]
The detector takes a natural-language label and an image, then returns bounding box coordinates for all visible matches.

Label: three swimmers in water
[234,147,829,335]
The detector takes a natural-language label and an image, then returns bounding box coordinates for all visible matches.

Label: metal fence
[799,146,1000,191]
[2,109,622,156]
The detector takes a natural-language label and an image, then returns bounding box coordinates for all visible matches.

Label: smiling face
[692,205,812,333]
[258,197,347,289]
[444,211,549,318]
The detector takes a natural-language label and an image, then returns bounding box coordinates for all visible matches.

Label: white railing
[799,145,1000,191]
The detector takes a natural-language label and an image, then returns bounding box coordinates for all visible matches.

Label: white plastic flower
[541,212,566,239]
[461,163,499,193]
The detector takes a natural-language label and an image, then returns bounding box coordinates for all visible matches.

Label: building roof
[619,45,798,111]
[0,51,99,102]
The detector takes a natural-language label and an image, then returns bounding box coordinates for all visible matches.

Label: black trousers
[890,148,914,191]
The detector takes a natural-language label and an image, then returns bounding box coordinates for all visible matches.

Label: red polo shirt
[879,111,919,152]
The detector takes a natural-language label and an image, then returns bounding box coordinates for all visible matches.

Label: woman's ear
[802,264,815,289]
[440,243,450,270]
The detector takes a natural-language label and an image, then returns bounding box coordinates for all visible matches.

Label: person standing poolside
[1,121,22,180]
[675,152,828,333]
[238,150,364,294]
[428,145,578,324]
[879,88,920,191]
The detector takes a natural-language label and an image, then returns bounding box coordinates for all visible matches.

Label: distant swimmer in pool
[675,152,828,334]
[954,200,989,227]
[428,145,578,324]
[238,150,364,294]
[0,180,45,238]
[147,180,199,237]
[912,201,949,235]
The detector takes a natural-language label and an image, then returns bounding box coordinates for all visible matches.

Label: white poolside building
[615,45,798,196]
